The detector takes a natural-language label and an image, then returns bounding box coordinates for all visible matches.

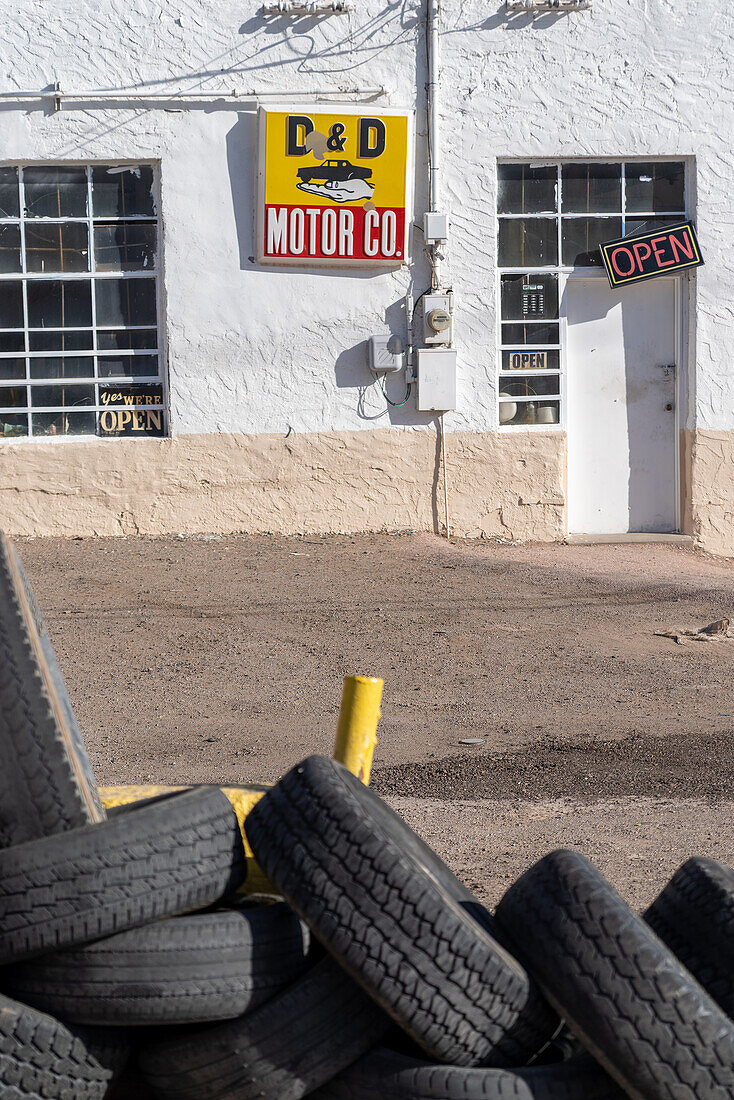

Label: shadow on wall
[482,3,584,30]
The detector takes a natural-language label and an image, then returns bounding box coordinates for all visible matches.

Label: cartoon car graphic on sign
[296,159,376,204]
[297,159,373,184]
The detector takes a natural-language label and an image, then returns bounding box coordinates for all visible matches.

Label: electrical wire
[377,374,412,407]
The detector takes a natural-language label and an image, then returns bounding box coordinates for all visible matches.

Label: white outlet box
[417,348,457,411]
[423,211,449,243]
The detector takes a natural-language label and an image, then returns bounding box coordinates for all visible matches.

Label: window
[496,159,687,428]
[0,165,164,440]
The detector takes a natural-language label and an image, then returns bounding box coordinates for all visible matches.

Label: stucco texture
[0,429,565,541]
[688,430,734,558]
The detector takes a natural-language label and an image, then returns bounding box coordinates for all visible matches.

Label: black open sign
[600,221,703,288]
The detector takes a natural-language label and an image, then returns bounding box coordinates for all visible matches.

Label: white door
[566,277,678,534]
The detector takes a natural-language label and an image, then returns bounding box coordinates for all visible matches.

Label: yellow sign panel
[257,105,413,266]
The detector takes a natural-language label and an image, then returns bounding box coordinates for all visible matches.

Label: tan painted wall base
[687,429,734,558]
[0,428,566,541]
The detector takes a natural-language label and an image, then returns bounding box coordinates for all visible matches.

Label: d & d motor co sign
[600,221,703,288]
[257,106,413,266]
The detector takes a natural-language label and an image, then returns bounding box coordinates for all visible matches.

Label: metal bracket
[259,1,351,13]
[505,0,592,9]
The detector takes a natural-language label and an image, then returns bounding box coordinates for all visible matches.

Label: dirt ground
[20,532,734,907]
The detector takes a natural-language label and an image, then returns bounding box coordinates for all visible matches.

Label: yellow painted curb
[100,783,273,894]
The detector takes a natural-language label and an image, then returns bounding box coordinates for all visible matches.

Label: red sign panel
[600,222,703,288]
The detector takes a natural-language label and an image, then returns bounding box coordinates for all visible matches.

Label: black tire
[645,856,734,1018]
[0,786,246,964]
[138,955,392,1100]
[5,900,309,1026]
[313,1047,625,1100]
[0,991,128,1099]
[246,755,557,1068]
[0,532,104,847]
[495,849,734,1100]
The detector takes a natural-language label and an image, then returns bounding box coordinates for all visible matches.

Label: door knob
[665,403,674,411]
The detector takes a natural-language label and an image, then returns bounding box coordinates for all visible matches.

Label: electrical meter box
[422,293,453,345]
[417,348,457,411]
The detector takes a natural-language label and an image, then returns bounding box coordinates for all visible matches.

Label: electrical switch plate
[416,348,457,411]
[423,212,449,243]
[422,293,453,345]
[368,335,405,374]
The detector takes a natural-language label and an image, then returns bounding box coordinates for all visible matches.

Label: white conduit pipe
[0,87,385,109]
[426,0,441,289]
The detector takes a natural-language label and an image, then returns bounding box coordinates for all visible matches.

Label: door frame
[561,269,685,535]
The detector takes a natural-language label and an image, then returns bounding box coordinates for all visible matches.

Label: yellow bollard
[332,675,383,785]
[100,674,384,892]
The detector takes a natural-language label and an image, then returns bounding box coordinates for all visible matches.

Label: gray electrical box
[417,348,457,411]
[368,335,405,374]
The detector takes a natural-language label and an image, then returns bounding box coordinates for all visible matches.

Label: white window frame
[495,158,689,432]
[0,162,167,443]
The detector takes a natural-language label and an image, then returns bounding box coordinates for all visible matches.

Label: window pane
[32,410,96,436]
[97,328,157,351]
[0,225,21,273]
[0,359,26,380]
[498,164,557,214]
[498,218,558,267]
[500,273,558,320]
[0,283,23,328]
[501,349,560,371]
[0,333,24,353]
[562,217,622,266]
[31,384,94,407]
[30,357,94,379]
[498,374,560,398]
[625,162,685,213]
[561,163,621,213]
[94,223,156,271]
[24,167,88,218]
[501,322,559,345]
[0,413,27,437]
[29,329,94,352]
[499,398,560,426]
[25,223,89,273]
[27,281,92,328]
[0,386,27,408]
[92,166,155,218]
[97,354,159,378]
[0,168,20,218]
[95,278,156,327]
[624,215,684,237]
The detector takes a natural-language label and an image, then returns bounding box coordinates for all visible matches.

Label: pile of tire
[2,530,734,1100]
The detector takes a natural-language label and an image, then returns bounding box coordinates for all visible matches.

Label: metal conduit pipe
[426,0,442,289]
[0,86,385,109]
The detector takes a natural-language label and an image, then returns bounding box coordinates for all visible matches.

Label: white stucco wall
[0,0,732,435]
